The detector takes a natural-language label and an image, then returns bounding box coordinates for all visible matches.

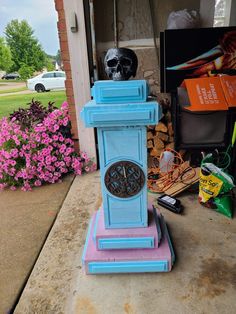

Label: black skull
[104,48,138,81]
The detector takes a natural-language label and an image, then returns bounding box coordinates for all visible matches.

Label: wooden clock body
[98,125,147,228]
[81,80,161,229]
[80,80,175,274]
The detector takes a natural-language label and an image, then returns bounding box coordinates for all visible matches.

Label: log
[155,131,169,142]
[147,139,154,148]
[165,110,172,123]
[165,142,175,150]
[147,131,154,140]
[155,122,167,133]
[154,137,165,149]
[150,147,163,157]
[167,122,174,136]
[147,107,176,167]
[168,136,174,143]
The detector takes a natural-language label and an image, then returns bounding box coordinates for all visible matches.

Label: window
[42,73,55,78]
[55,72,65,78]
[214,0,232,26]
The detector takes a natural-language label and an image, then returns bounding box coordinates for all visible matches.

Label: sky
[0,0,60,56]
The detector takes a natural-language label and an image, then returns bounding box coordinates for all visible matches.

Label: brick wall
[54,0,79,150]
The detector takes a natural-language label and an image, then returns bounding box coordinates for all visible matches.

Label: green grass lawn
[0,90,67,118]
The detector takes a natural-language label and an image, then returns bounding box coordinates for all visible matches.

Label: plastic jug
[159,150,174,173]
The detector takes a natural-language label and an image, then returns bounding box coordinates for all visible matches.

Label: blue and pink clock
[80,48,175,274]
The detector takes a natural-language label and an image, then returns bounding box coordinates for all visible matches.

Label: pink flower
[35,135,41,142]
[81,152,88,159]
[21,183,32,191]
[62,117,69,126]
[54,124,59,131]
[75,168,82,175]
[85,166,90,172]
[34,180,42,186]
[45,156,52,165]
[0,183,7,190]
[0,101,94,191]
[91,163,97,171]
[61,101,68,110]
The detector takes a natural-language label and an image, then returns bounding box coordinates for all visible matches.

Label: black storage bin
[171,89,236,178]
[171,89,232,151]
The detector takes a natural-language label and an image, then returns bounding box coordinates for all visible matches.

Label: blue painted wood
[92,209,100,243]
[80,80,163,230]
[88,260,169,274]
[82,212,174,274]
[80,100,160,127]
[98,237,154,250]
[98,127,146,167]
[91,80,149,103]
[98,126,147,228]
[104,193,147,228]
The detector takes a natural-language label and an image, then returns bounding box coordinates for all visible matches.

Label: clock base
[93,207,161,250]
[82,209,175,274]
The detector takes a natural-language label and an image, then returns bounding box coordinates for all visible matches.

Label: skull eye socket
[120,58,132,67]
[107,59,118,67]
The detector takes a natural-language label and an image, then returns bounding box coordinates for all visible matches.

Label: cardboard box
[181,76,236,111]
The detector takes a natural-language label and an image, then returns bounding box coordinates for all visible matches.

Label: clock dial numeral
[104,161,145,198]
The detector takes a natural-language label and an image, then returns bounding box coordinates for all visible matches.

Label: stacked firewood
[147,97,174,158]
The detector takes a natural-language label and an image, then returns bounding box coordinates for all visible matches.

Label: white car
[27,71,66,92]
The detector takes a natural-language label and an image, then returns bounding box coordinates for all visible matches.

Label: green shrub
[18,64,34,80]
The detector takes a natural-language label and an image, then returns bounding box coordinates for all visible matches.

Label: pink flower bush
[0,101,96,191]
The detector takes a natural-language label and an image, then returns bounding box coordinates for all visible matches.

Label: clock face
[104,161,145,198]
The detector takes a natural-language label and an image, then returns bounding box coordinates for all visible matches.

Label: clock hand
[123,166,127,178]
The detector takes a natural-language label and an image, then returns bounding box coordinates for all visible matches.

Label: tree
[4,19,46,72]
[0,37,13,71]
[55,49,61,66]
[45,53,56,71]
[18,64,34,80]
[45,59,55,71]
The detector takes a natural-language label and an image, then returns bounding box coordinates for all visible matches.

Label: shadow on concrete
[0,174,75,314]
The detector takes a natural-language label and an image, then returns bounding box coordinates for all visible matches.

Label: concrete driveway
[0,174,75,314]
[0,81,36,96]
[0,81,26,91]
